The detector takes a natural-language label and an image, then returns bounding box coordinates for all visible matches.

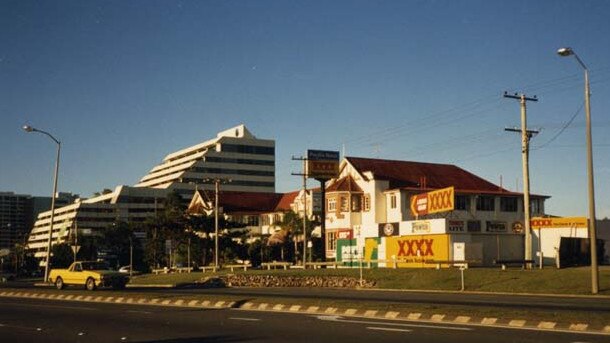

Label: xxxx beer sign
[530,217,587,229]
[410,186,455,217]
[386,234,449,267]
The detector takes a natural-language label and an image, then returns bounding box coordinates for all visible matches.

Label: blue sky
[2,0,609,218]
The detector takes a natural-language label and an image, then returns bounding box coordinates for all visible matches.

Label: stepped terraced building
[27,125,275,263]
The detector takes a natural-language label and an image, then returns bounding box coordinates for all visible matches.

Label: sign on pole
[410,187,455,216]
[306,150,339,179]
[71,245,81,254]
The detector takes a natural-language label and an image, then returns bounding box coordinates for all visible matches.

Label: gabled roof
[326,175,363,193]
[345,156,535,196]
[188,189,300,215]
[275,191,299,211]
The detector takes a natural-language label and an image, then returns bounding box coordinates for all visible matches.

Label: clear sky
[2,0,609,218]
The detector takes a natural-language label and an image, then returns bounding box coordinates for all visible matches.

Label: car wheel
[85,277,96,291]
[55,277,64,290]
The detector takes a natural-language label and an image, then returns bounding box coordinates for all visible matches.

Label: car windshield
[80,262,110,271]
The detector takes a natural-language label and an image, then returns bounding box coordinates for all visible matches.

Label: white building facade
[325,157,549,266]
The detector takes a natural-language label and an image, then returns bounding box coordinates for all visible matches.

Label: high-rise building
[27,125,275,263]
[0,192,32,251]
[136,124,275,195]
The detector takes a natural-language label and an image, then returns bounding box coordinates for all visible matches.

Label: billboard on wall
[531,217,587,229]
[364,237,381,267]
[410,187,454,216]
[378,223,399,237]
[336,238,359,266]
[306,150,339,179]
[385,234,450,268]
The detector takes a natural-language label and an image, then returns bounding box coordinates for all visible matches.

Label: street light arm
[572,52,588,71]
[23,125,61,145]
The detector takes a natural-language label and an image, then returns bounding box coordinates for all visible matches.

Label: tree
[50,243,73,269]
[280,211,303,263]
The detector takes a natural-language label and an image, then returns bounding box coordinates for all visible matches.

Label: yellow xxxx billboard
[530,217,587,229]
[385,234,450,268]
[410,187,454,216]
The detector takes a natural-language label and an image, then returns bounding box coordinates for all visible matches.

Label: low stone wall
[219,274,376,288]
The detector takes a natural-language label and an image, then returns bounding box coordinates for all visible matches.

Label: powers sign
[307,150,339,179]
[410,187,454,216]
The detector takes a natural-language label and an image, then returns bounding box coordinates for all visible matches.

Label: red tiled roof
[196,190,284,214]
[193,189,301,214]
[346,157,514,194]
[275,191,299,211]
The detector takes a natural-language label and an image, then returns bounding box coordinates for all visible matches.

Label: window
[531,198,543,214]
[455,195,470,211]
[205,156,274,166]
[272,214,281,224]
[390,194,397,209]
[328,198,336,212]
[476,196,495,211]
[500,197,518,212]
[327,231,337,251]
[363,194,370,212]
[247,216,259,226]
[351,195,361,212]
[220,144,274,155]
[340,196,349,212]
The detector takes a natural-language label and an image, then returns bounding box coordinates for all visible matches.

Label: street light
[22,124,61,284]
[557,47,599,294]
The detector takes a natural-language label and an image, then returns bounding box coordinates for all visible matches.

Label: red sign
[337,229,353,240]
[397,238,434,257]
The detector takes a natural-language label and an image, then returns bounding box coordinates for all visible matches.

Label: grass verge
[129,266,610,295]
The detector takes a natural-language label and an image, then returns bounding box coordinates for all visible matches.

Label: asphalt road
[0,297,606,343]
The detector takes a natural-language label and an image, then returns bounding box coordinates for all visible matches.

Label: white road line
[229,317,261,322]
[367,326,412,333]
[0,323,44,331]
[316,315,472,331]
[126,310,153,315]
[4,302,97,311]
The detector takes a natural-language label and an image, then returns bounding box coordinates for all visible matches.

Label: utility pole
[317,178,327,262]
[292,156,308,267]
[504,92,538,269]
[205,177,231,269]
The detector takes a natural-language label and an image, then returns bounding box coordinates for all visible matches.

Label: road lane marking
[367,326,412,333]
[316,315,472,331]
[0,322,45,331]
[229,317,261,322]
[0,302,97,311]
[126,310,153,315]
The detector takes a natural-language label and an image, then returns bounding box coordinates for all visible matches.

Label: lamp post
[557,47,599,294]
[23,125,61,284]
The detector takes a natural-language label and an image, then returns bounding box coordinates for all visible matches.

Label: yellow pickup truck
[49,261,129,291]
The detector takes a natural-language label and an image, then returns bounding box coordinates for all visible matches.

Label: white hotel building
[27,125,275,262]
